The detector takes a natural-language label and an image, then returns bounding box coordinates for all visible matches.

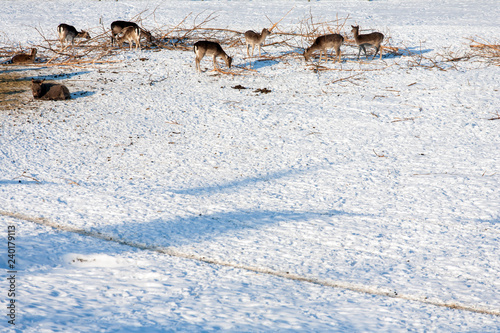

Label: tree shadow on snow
[101,165,372,247]
[99,208,369,249]
[9,165,371,263]
[171,166,318,196]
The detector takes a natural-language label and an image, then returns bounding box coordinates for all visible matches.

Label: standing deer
[116,26,141,51]
[244,28,271,57]
[304,34,344,63]
[351,25,384,60]
[110,21,152,46]
[57,24,91,49]
[193,41,232,73]
[31,79,71,100]
[11,48,37,64]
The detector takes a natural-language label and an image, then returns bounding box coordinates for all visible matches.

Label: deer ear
[42,79,45,82]
[31,78,34,82]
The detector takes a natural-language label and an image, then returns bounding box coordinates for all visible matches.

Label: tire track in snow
[2,209,499,317]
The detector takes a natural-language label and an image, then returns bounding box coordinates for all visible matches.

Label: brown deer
[304,34,344,63]
[11,48,37,64]
[31,79,71,100]
[116,26,141,51]
[57,24,91,49]
[110,21,152,46]
[350,25,384,60]
[193,41,232,73]
[244,28,271,57]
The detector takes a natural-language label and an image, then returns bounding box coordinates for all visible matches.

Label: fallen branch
[327,72,364,85]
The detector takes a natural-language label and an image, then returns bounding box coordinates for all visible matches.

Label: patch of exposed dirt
[0,69,30,110]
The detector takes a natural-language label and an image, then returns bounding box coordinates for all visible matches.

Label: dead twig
[373,149,387,158]
[15,172,41,183]
[267,7,295,32]
[327,72,364,85]
[487,112,500,120]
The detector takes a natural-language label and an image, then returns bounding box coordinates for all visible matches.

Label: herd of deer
[195,24,384,73]
[9,20,384,100]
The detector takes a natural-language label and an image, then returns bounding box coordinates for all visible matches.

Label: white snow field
[1,0,499,331]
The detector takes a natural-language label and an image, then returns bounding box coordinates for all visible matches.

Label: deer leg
[212,55,218,70]
[365,45,369,58]
[195,55,201,73]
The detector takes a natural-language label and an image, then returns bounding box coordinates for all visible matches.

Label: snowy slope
[1,0,499,331]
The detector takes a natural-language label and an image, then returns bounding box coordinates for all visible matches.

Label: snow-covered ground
[1,0,499,331]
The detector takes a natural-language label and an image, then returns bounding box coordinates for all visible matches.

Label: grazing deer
[110,21,152,46]
[350,25,384,60]
[244,28,271,57]
[304,34,344,63]
[193,41,232,73]
[57,24,91,49]
[11,48,37,64]
[116,26,141,51]
[31,79,71,100]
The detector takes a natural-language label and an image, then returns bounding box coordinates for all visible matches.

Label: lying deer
[193,41,232,73]
[351,25,384,60]
[57,24,91,49]
[304,34,344,63]
[116,26,141,51]
[244,28,271,57]
[110,21,152,46]
[11,48,37,64]
[31,79,71,100]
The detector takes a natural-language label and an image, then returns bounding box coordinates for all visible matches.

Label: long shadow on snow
[171,165,322,195]
[99,208,367,248]
[11,164,369,259]
[8,209,367,269]
[0,179,56,185]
